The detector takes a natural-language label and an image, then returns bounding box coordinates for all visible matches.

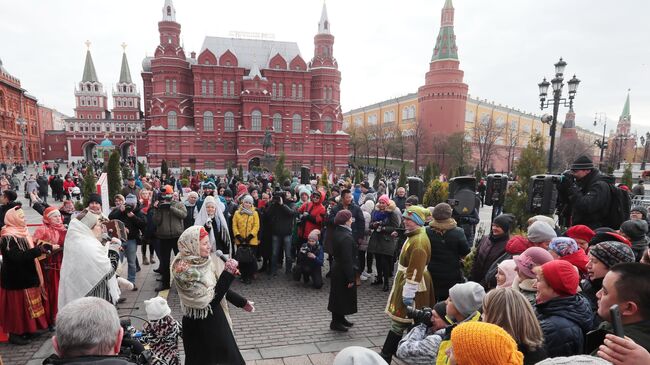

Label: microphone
[215,250,229,263]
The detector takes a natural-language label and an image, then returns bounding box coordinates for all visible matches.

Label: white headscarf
[58,218,120,310]
[194,195,232,254]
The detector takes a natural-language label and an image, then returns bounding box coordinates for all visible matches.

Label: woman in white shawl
[194,195,233,256]
[172,226,254,365]
[58,209,121,310]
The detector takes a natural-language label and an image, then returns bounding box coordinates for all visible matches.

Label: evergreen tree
[273,153,290,185]
[423,179,449,207]
[161,159,169,177]
[354,169,364,184]
[107,150,122,206]
[398,164,407,188]
[622,163,633,188]
[373,168,383,190]
[423,162,433,187]
[320,167,329,188]
[431,162,440,180]
[227,164,233,178]
[137,161,146,177]
[82,165,97,208]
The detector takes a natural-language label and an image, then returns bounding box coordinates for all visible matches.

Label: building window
[298,84,303,99]
[172,80,177,95]
[272,83,276,98]
[224,112,235,132]
[273,113,282,132]
[204,161,215,169]
[167,111,177,130]
[222,80,228,96]
[292,114,302,134]
[165,80,170,95]
[201,80,207,95]
[203,111,214,131]
[208,80,214,95]
[327,87,332,100]
[251,110,262,131]
[291,84,296,99]
[278,83,284,98]
[368,114,377,125]
[324,117,333,133]
[229,81,235,96]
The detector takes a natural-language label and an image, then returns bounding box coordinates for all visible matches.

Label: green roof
[444,0,453,9]
[431,25,458,61]
[82,50,99,83]
[621,92,630,119]
[119,52,132,84]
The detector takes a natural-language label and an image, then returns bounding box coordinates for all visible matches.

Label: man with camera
[557,155,611,229]
[396,302,450,365]
[109,194,146,289]
[152,185,187,291]
[266,190,297,275]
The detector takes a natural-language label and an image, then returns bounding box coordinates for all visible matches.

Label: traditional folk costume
[0,207,49,341]
[380,205,435,362]
[32,207,67,323]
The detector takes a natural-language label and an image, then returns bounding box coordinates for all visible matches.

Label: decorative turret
[157,0,184,59]
[112,43,141,120]
[162,0,176,22]
[318,2,330,34]
[431,0,458,61]
[616,90,631,136]
[74,41,109,120]
[312,1,336,64]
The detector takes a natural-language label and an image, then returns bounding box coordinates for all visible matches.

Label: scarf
[371,209,389,223]
[171,226,231,325]
[194,196,232,254]
[429,218,457,233]
[240,205,254,216]
[1,206,33,247]
[33,207,67,246]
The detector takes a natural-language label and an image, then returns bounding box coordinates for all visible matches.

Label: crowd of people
[0,155,649,365]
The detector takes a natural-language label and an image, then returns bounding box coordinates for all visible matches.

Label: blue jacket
[536,294,594,357]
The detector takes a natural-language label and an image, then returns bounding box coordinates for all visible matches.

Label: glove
[246,234,254,243]
[235,234,244,242]
[557,171,575,192]
[243,301,255,313]
[402,282,418,306]
[224,258,239,275]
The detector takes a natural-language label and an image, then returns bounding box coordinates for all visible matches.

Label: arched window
[222,80,228,96]
[224,112,235,132]
[167,111,177,130]
[208,80,214,95]
[278,83,284,97]
[273,113,282,132]
[328,87,333,100]
[172,80,177,95]
[272,83,277,98]
[203,111,214,131]
[201,80,207,95]
[292,114,302,134]
[291,84,296,99]
[324,117,333,133]
[251,110,262,131]
[229,81,235,96]
[298,84,303,99]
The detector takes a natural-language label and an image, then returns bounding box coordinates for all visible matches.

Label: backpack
[603,183,631,229]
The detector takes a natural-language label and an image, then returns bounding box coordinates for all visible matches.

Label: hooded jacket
[536,294,595,357]
[568,169,611,229]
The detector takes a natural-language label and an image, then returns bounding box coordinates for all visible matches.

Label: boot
[341,317,354,327]
[330,321,349,332]
[142,255,150,265]
[380,330,403,363]
[9,333,29,345]
[371,277,383,286]
[150,253,156,265]
[382,281,390,292]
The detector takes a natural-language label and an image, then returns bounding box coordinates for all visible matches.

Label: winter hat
[88,193,102,206]
[527,221,557,243]
[433,301,449,324]
[448,282,486,317]
[529,215,556,230]
[565,225,595,243]
[497,259,518,288]
[506,235,533,255]
[114,194,125,202]
[405,195,419,206]
[513,246,554,279]
[76,209,100,229]
[308,229,321,242]
[403,206,428,226]
[378,194,390,205]
[432,203,453,221]
[549,237,580,257]
[334,209,353,225]
[144,296,172,321]
[570,155,595,170]
[361,200,375,214]
[589,231,632,248]
[43,206,59,220]
[620,219,649,240]
[242,194,254,205]
[589,241,635,268]
[223,188,233,198]
[298,185,311,198]
[162,185,174,195]
[333,346,387,365]
[360,181,370,189]
[125,194,138,207]
[451,321,524,365]
[535,355,612,365]
[631,205,648,220]
[492,214,515,233]
[539,260,579,296]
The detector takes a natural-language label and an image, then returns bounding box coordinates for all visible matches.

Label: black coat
[328,225,357,316]
[37,176,49,195]
[182,271,247,365]
[569,169,611,229]
[469,233,509,288]
[0,236,43,290]
[536,295,595,357]
[108,206,147,241]
[426,225,470,300]
[266,202,296,236]
[329,203,365,242]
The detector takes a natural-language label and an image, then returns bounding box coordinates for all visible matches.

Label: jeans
[120,239,138,284]
[271,234,293,275]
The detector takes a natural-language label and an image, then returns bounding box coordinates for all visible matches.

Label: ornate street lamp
[538,57,581,173]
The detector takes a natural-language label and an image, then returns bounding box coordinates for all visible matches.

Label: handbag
[234,245,255,263]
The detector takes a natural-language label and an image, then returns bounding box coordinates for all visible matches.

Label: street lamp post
[538,57,580,173]
[593,113,608,170]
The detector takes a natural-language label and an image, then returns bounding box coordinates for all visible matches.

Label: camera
[300,246,310,255]
[124,205,134,213]
[119,318,152,364]
[406,306,433,327]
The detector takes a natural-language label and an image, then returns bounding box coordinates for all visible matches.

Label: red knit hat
[540,260,579,297]
[565,225,595,243]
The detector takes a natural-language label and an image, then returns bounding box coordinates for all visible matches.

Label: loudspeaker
[300,166,310,185]
[448,176,477,215]
[408,177,424,202]
[485,174,506,206]
[526,174,560,215]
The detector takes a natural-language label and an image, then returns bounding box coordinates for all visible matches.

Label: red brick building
[0,59,42,163]
[141,0,349,174]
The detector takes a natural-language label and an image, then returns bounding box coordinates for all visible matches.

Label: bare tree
[391,123,405,163]
[473,115,505,175]
[410,119,426,174]
[554,137,592,172]
[447,132,471,176]
[347,123,363,163]
[357,123,373,166]
[505,124,520,172]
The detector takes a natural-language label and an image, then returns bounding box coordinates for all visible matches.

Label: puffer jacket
[232,208,260,246]
[367,203,400,256]
[536,294,595,357]
[152,201,187,239]
[470,233,509,289]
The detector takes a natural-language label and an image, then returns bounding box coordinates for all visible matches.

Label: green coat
[385,226,435,323]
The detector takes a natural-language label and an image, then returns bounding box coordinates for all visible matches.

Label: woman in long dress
[172,226,254,365]
[0,206,55,345]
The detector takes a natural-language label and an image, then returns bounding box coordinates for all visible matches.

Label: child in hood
[141,296,182,365]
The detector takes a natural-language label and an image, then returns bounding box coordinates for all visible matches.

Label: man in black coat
[36,174,49,203]
[266,193,297,275]
[328,210,357,332]
[109,194,146,288]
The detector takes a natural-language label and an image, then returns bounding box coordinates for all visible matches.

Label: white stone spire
[162,0,176,21]
[318,1,330,34]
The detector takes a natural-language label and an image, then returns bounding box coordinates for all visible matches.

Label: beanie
[589,241,635,268]
[570,155,595,170]
[43,206,59,220]
[403,206,428,226]
[223,188,233,198]
[144,296,172,321]
[565,225,595,243]
[242,194,254,205]
[527,221,557,243]
[405,195,419,206]
[88,193,102,206]
[334,210,352,225]
[549,237,580,257]
[589,231,632,248]
[497,259,518,288]
[333,346,387,365]
[308,229,321,242]
[125,194,138,207]
[162,185,174,195]
[451,321,524,365]
[492,214,515,233]
[529,215,556,230]
[535,355,612,365]
[378,194,390,205]
[630,205,648,220]
[432,301,449,325]
[432,203,453,221]
[448,282,485,317]
[620,219,648,240]
[513,246,554,279]
[540,260,579,296]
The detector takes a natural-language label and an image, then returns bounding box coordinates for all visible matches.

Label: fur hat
[527,221,557,243]
[144,296,172,321]
[589,241,635,268]
[432,203,453,221]
[448,282,485,317]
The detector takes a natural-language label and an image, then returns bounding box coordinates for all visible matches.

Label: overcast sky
[2,0,649,137]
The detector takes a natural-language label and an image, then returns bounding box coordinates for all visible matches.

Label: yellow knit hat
[451,322,524,365]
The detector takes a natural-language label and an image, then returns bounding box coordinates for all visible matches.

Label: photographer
[152,185,187,292]
[266,191,297,275]
[297,190,326,245]
[109,194,146,289]
[396,302,451,365]
[293,229,324,289]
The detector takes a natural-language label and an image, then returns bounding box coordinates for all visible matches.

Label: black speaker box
[300,166,310,185]
[526,174,560,215]
[407,177,424,202]
[449,176,477,215]
[485,174,506,206]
